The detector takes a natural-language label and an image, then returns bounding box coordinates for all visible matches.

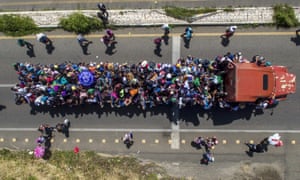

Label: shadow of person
[154,44,162,57]
[105,41,117,55]
[161,34,169,45]
[125,140,134,149]
[44,138,52,149]
[0,105,6,111]
[245,150,254,157]
[183,38,191,49]
[191,141,202,150]
[82,47,89,55]
[154,37,163,57]
[290,36,300,46]
[63,127,70,138]
[26,49,35,58]
[46,41,55,54]
[43,148,52,160]
[221,37,230,47]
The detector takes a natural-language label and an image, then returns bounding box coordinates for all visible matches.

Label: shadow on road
[0,105,6,111]
[28,103,266,126]
[290,36,300,46]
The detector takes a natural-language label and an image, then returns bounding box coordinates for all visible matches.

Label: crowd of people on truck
[11,52,276,110]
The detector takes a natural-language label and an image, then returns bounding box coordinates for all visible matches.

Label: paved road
[0,0,300,10]
[0,26,300,179]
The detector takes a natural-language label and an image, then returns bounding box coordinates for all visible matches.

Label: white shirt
[36,33,46,41]
[228,26,237,33]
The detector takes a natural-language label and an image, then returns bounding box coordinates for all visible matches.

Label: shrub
[165,6,216,21]
[0,14,38,36]
[273,4,299,27]
[59,12,103,34]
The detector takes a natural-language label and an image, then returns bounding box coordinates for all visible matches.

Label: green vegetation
[59,12,103,34]
[0,14,38,36]
[223,7,235,12]
[164,6,216,21]
[0,149,176,180]
[273,4,299,27]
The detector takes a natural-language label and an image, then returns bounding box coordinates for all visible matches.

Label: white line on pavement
[1,128,300,133]
[171,36,181,149]
[172,36,180,63]
[0,84,15,87]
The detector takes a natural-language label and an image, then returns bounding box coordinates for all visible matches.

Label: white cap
[166,73,172,79]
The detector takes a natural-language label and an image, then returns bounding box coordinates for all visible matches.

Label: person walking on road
[77,34,93,55]
[55,119,71,138]
[97,3,109,26]
[220,25,237,46]
[181,26,193,48]
[17,39,35,57]
[161,23,170,45]
[245,142,266,157]
[101,30,117,55]
[222,25,237,39]
[36,33,54,54]
[122,131,134,149]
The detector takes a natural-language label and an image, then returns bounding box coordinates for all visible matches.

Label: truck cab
[224,62,296,102]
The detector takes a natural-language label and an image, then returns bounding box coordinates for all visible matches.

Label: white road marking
[0,128,300,133]
[172,36,180,63]
[171,36,181,149]
[0,84,15,87]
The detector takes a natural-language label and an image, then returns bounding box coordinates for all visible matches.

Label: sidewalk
[0,7,299,28]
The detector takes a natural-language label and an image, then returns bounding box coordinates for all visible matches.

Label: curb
[0,7,300,28]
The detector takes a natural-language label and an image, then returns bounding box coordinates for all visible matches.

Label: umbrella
[78,70,94,86]
[34,145,45,158]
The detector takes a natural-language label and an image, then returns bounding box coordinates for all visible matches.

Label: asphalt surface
[0,0,299,10]
[0,26,300,179]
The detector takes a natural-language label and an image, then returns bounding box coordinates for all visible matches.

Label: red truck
[224,62,296,103]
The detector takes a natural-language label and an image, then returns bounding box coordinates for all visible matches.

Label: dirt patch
[229,161,283,180]
[153,160,283,180]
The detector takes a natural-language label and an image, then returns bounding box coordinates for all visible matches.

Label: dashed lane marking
[0,138,4,142]
[88,139,93,143]
[25,138,29,142]
[12,138,16,142]
[222,140,227,144]
[292,140,296,144]
[236,140,240,144]
[249,140,254,144]
[102,139,106,143]
[64,139,68,143]
[155,139,159,144]
[142,139,146,144]
[181,139,186,144]
[115,139,119,143]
